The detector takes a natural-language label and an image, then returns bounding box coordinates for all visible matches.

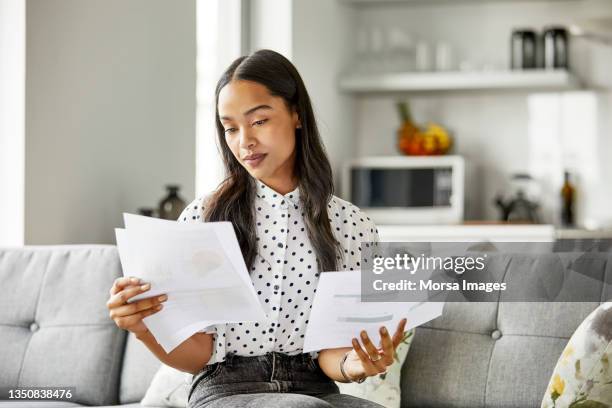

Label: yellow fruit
[423,122,452,154]
[422,134,438,154]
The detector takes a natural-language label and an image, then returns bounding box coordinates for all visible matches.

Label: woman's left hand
[342,317,408,382]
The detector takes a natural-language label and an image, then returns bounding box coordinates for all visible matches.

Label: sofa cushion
[400,251,611,407]
[0,246,127,406]
[118,333,161,404]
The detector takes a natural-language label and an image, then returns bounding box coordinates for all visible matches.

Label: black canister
[543,26,569,69]
[511,29,537,69]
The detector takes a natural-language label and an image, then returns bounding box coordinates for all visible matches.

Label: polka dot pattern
[177,178,379,365]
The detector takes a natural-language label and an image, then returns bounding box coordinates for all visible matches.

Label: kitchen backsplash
[347,0,612,228]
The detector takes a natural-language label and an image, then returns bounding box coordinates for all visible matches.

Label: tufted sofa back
[0,246,128,406]
[401,252,611,407]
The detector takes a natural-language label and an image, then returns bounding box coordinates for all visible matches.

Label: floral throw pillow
[336,329,415,408]
[541,302,612,408]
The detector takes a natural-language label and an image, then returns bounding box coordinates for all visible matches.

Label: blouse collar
[255,178,301,209]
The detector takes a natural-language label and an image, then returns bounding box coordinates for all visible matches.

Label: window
[195,0,248,197]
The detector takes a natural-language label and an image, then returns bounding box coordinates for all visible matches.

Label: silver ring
[370,354,382,362]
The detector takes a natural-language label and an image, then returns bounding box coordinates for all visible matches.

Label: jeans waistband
[188,351,339,406]
[223,351,314,370]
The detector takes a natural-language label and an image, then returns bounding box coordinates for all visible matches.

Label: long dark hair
[203,49,342,274]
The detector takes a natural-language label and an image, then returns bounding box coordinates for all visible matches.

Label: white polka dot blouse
[177,178,380,365]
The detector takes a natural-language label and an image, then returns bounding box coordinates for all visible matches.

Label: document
[303,271,444,352]
[115,213,267,353]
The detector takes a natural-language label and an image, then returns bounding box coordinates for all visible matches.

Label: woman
[107,49,409,408]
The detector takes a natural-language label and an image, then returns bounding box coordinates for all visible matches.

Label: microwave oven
[342,155,464,225]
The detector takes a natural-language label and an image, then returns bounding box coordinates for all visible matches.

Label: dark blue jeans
[187,351,385,408]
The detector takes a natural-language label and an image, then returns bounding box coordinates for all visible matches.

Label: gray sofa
[0,245,609,407]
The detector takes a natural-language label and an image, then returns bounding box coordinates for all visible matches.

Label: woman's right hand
[106,276,168,337]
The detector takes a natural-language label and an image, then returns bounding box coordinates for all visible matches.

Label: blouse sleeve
[342,203,380,272]
[177,195,206,223]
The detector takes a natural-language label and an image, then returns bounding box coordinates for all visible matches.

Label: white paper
[114,213,267,353]
[303,270,444,352]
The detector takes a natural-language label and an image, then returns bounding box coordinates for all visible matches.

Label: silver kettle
[494,174,541,223]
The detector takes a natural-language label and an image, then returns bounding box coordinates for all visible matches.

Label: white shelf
[340,0,577,6]
[338,69,580,93]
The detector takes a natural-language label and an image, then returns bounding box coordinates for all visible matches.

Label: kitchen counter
[555,228,612,240]
[376,224,612,242]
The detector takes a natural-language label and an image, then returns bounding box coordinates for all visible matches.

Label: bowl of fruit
[396,101,452,156]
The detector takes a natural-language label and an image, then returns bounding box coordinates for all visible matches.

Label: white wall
[25,0,196,244]
[292,0,357,191]
[0,0,25,246]
[249,0,293,59]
